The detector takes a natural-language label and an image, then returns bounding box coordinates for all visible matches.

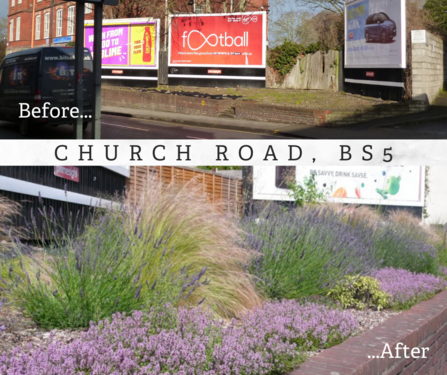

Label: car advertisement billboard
[169,12,266,67]
[253,166,424,207]
[84,18,159,69]
[345,0,406,68]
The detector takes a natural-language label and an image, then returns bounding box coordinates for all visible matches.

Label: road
[0,114,289,140]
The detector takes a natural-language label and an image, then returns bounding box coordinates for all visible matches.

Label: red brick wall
[101,87,428,127]
[290,290,447,375]
[102,88,234,118]
[235,101,321,126]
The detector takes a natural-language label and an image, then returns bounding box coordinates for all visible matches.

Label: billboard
[84,18,159,69]
[344,0,406,68]
[253,166,424,207]
[169,12,266,67]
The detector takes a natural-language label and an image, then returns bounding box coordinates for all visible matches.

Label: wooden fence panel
[126,166,243,215]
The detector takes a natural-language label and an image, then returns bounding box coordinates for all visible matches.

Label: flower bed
[373,267,447,309]
[0,300,359,375]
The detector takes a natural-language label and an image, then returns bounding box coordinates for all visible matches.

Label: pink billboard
[84,18,159,69]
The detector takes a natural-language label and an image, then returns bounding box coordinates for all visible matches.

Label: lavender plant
[0,300,359,375]
[7,204,206,329]
[370,220,438,275]
[373,267,447,309]
[243,205,379,299]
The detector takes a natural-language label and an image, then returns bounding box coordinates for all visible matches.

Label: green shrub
[267,40,323,79]
[327,275,390,311]
[287,172,331,206]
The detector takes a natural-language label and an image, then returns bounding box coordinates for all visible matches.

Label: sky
[1,0,8,18]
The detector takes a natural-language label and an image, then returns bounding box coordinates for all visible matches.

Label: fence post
[338,49,344,92]
[159,51,168,85]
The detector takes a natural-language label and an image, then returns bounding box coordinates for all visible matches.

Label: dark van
[0,47,93,136]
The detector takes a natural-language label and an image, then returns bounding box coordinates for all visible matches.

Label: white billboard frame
[168,11,267,68]
[252,166,425,208]
[84,18,160,71]
[344,0,406,69]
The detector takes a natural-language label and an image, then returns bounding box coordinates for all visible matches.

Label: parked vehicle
[364,12,396,43]
[0,47,93,136]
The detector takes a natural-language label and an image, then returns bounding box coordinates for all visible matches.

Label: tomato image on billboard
[169,12,266,67]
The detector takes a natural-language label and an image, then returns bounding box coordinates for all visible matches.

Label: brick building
[7,0,95,54]
[7,0,268,55]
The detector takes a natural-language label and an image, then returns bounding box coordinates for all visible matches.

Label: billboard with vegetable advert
[253,166,424,207]
[84,18,159,69]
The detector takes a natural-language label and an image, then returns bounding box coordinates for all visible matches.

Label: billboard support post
[92,2,103,140]
[74,3,85,140]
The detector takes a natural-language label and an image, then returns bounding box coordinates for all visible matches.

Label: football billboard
[84,18,159,69]
[345,0,406,68]
[253,166,424,207]
[169,12,266,67]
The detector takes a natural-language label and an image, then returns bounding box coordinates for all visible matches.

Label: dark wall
[0,166,127,236]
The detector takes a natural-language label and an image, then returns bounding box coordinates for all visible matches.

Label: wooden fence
[267,50,341,91]
[126,166,243,215]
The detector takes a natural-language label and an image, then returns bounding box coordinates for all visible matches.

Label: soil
[113,85,398,111]
[0,305,84,354]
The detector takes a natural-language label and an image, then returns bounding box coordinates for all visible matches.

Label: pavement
[102,102,447,140]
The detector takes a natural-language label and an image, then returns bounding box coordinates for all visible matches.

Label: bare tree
[311,11,343,49]
[295,0,344,15]
[270,10,317,46]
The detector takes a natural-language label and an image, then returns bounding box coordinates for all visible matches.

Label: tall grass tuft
[0,196,21,245]
[126,179,262,319]
[243,204,379,300]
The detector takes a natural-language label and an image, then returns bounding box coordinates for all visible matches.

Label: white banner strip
[0,176,116,208]
[167,74,265,80]
[0,140,446,166]
[344,78,405,88]
[101,76,158,81]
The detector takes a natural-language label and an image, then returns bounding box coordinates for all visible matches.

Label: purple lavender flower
[373,267,447,308]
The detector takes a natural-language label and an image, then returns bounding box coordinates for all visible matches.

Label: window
[18,0,21,4]
[44,13,50,39]
[9,19,13,42]
[11,0,15,7]
[68,6,75,35]
[35,15,41,40]
[16,17,20,41]
[85,3,93,14]
[56,9,63,37]
[194,2,203,13]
